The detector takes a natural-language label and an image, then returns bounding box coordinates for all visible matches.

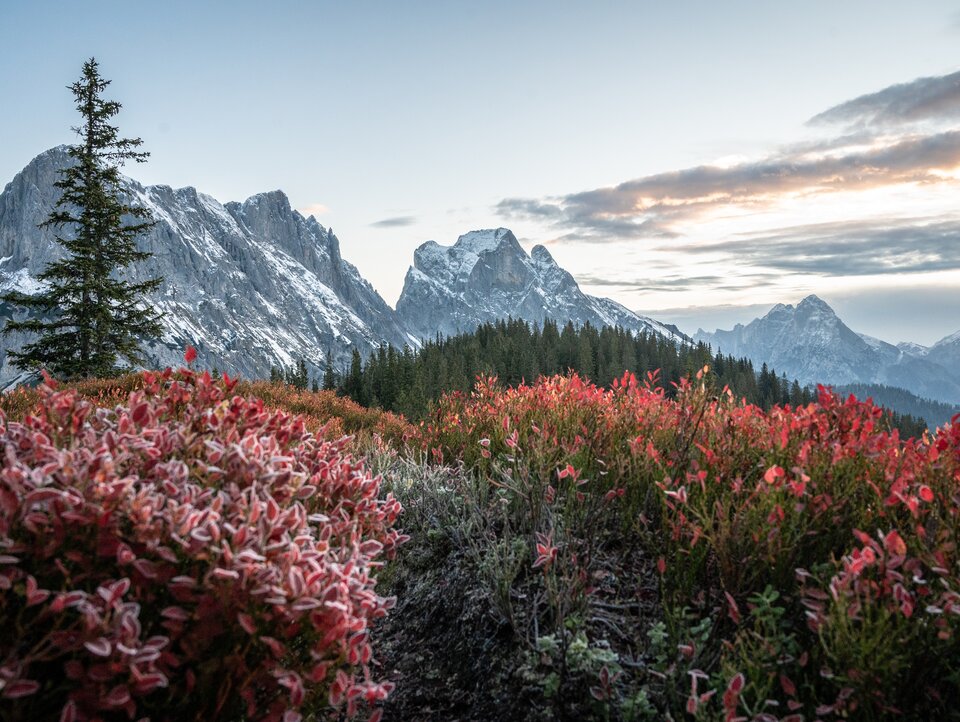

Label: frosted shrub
[0,368,404,721]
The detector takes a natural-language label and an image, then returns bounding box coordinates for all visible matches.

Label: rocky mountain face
[4,149,956,409]
[695,295,960,404]
[396,228,687,344]
[0,147,413,385]
[925,330,960,372]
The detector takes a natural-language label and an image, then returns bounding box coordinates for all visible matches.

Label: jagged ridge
[396,227,686,344]
[0,147,411,385]
[695,295,960,404]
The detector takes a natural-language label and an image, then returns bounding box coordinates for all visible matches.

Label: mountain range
[0,147,416,385]
[4,147,958,414]
[0,148,684,387]
[695,295,960,405]
[396,227,686,344]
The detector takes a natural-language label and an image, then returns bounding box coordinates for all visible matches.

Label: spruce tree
[344,349,364,403]
[3,58,162,379]
[322,350,337,391]
[283,358,308,388]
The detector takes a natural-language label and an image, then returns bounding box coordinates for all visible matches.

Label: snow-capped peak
[530,244,558,266]
[933,329,960,348]
[452,227,517,255]
[797,294,832,311]
[0,147,411,384]
[897,341,929,357]
[397,226,687,345]
[695,296,960,405]
[241,189,292,212]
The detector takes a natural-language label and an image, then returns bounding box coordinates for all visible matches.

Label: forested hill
[324,318,927,436]
[834,383,960,430]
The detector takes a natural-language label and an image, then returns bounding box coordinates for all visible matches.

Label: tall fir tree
[322,350,337,391]
[3,58,163,379]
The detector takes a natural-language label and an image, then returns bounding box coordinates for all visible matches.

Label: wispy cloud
[678,218,960,276]
[496,69,960,256]
[809,69,960,128]
[498,130,960,242]
[370,215,417,228]
[576,273,778,294]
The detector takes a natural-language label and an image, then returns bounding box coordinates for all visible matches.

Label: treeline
[835,383,960,430]
[273,319,929,436]
[332,319,804,413]
[270,319,929,436]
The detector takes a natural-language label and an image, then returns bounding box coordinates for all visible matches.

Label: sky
[2,0,960,344]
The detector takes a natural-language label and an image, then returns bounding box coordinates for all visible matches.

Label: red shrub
[0,376,414,453]
[417,371,960,717]
[0,369,404,721]
[239,382,413,449]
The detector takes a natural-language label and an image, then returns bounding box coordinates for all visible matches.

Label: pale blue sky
[2,1,960,343]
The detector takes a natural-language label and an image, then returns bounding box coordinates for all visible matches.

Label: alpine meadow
[2,4,960,721]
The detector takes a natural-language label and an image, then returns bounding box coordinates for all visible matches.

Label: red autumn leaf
[131,402,150,425]
[60,700,78,722]
[727,672,745,694]
[103,684,131,708]
[161,606,190,621]
[725,591,741,624]
[884,529,907,557]
[237,612,257,635]
[3,679,40,699]
[84,638,112,657]
[25,575,50,606]
[780,673,797,696]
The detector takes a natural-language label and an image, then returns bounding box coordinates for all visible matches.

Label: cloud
[496,198,563,219]
[496,69,960,249]
[576,270,785,295]
[370,215,417,228]
[497,130,960,242]
[580,275,719,293]
[677,218,960,276]
[494,65,960,335]
[577,273,754,293]
[298,202,330,217]
[809,69,960,128]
